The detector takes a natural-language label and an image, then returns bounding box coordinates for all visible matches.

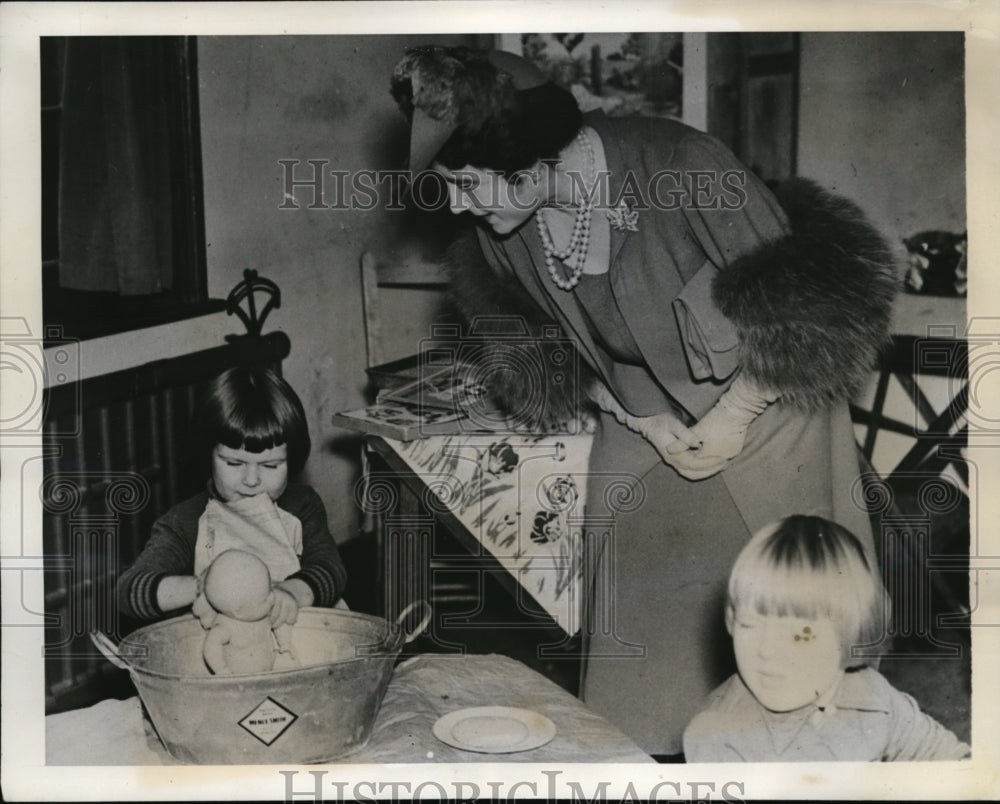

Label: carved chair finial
[226,269,281,339]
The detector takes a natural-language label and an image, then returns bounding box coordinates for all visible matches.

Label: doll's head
[193,367,310,501]
[202,550,274,622]
[725,515,887,712]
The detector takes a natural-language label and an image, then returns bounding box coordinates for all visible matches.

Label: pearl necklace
[535,129,595,291]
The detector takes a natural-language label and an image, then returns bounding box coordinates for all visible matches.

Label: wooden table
[46,653,652,764]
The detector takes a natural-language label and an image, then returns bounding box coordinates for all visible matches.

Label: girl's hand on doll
[192,589,217,628]
[156,574,200,614]
[269,586,299,627]
[269,578,314,627]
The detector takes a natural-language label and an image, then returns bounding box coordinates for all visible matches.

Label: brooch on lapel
[606,198,639,233]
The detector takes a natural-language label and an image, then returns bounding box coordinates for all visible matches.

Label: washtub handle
[89,631,130,671]
[395,601,432,644]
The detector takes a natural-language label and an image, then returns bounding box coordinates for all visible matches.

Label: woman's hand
[660,441,733,481]
[624,410,702,464]
[689,402,752,462]
[590,381,701,464]
[665,374,779,480]
[269,578,314,627]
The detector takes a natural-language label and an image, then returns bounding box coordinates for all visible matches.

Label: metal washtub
[91,602,430,764]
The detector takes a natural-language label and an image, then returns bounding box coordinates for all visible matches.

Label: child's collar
[808,669,846,726]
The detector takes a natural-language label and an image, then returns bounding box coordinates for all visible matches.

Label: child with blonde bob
[683,515,969,761]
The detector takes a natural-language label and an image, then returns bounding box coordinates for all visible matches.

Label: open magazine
[333,355,510,440]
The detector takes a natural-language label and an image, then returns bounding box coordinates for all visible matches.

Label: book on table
[335,353,508,441]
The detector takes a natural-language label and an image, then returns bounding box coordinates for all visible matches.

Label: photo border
[2,1,998,800]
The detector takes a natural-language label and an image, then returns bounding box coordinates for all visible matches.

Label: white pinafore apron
[193,492,302,582]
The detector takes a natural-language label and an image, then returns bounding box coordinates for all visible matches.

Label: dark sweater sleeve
[284,485,348,607]
[116,495,202,621]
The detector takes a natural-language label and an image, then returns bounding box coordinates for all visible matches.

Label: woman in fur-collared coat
[390,46,898,756]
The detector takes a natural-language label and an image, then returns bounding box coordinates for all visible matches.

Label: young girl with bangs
[683,515,969,761]
[116,367,347,627]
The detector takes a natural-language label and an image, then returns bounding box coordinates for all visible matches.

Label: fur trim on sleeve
[444,230,596,428]
[712,178,900,411]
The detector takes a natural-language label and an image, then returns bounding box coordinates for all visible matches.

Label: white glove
[589,382,629,425]
[666,374,778,480]
[590,382,701,462]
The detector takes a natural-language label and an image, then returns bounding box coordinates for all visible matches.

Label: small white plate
[432,706,557,754]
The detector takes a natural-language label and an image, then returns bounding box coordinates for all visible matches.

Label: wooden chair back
[360,251,450,369]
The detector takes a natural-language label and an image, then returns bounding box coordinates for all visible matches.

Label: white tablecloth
[46,654,652,765]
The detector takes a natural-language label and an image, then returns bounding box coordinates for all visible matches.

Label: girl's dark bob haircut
[193,367,310,475]
[728,515,889,669]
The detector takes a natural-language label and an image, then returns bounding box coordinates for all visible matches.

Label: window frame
[41,35,219,345]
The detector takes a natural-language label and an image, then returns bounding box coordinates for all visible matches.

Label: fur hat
[391,46,547,171]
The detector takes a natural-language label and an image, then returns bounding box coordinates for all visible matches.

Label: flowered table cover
[381,433,594,635]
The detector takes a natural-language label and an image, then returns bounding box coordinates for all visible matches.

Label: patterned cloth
[384,432,594,635]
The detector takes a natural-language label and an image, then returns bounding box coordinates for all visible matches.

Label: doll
[193,549,297,675]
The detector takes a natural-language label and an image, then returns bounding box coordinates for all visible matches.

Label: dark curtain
[58,37,174,295]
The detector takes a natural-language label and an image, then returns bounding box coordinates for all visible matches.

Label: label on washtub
[239,697,298,745]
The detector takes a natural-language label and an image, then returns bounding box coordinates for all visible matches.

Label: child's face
[212,443,289,503]
[729,606,844,712]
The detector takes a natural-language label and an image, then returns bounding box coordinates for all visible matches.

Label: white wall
[45,35,471,544]
[197,35,470,542]
[798,32,965,248]
[798,33,966,477]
